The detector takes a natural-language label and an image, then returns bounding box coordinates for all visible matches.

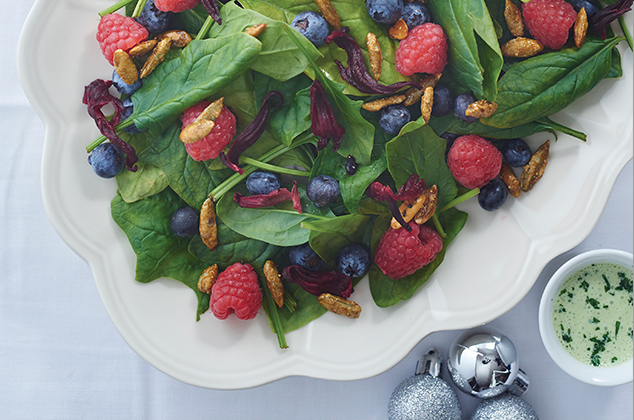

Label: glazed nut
[366,32,382,81]
[574,8,588,49]
[113,49,138,85]
[499,163,520,198]
[157,30,193,48]
[403,73,441,106]
[179,97,224,144]
[520,140,549,192]
[245,23,267,37]
[199,197,218,251]
[128,39,158,57]
[263,260,284,308]
[389,18,408,40]
[413,185,438,225]
[420,86,434,124]
[318,293,361,319]
[361,94,406,112]
[504,0,525,37]
[465,100,498,119]
[197,264,219,294]
[140,37,172,78]
[501,37,544,58]
[391,185,438,229]
[315,0,341,30]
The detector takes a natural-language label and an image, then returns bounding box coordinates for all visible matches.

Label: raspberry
[96,14,149,65]
[181,102,237,161]
[395,23,447,76]
[210,263,262,320]
[522,0,577,50]
[155,0,200,13]
[375,221,443,280]
[447,135,502,189]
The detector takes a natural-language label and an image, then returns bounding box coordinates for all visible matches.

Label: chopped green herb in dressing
[553,262,633,367]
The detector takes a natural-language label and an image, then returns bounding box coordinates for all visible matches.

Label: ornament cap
[415,348,442,377]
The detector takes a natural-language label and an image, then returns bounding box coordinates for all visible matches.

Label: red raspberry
[522,0,577,50]
[96,14,149,65]
[375,221,443,280]
[395,23,448,76]
[210,263,262,320]
[155,0,200,13]
[181,102,237,161]
[447,135,502,189]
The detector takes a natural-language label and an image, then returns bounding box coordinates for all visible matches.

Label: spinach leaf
[240,0,410,95]
[277,283,327,333]
[253,72,312,146]
[385,118,458,209]
[139,123,233,209]
[209,2,322,81]
[369,208,468,307]
[111,188,210,319]
[171,4,210,34]
[116,161,169,203]
[131,33,262,136]
[482,36,623,128]
[304,213,371,262]
[427,0,503,100]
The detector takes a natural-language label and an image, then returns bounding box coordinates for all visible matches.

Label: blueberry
[88,143,125,178]
[569,0,600,18]
[112,69,142,96]
[306,174,340,208]
[345,155,358,176]
[454,93,477,123]
[379,104,410,136]
[170,206,199,237]
[336,244,371,278]
[289,243,324,271]
[478,179,508,211]
[502,138,532,167]
[401,1,431,29]
[366,0,404,25]
[246,171,280,195]
[136,0,173,33]
[121,97,143,134]
[441,132,460,158]
[431,85,454,117]
[291,11,329,47]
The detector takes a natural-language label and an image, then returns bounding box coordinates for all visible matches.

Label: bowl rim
[538,249,634,386]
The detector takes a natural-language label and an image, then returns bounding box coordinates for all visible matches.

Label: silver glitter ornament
[448,327,529,399]
[388,349,461,420]
[471,394,539,420]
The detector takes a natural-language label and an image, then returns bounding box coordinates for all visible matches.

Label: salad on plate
[82,0,633,349]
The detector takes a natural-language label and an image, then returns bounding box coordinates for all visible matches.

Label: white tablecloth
[1,2,632,419]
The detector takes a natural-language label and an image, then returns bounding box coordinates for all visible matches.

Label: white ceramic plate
[18,0,633,389]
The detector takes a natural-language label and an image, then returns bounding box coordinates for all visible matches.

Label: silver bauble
[471,394,539,420]
[448,327,529,399]
[388,349,461,420]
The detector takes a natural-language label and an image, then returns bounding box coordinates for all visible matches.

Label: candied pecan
[501,37,544,58]
[389,19,408,40]
[197,264,219,294]
[367,174,427,232]
[263,260,284,308]
[318,293,361,319]
[574,8,588,49]
[361,94,406,112]
[310,80,345,152]
[245,23,267,37]
[315,0,341,29]
[199,197,218,251]
[326,28,421,94]
[499,163,520,198]
[420,86,434,124]
[413,185,438,225]
[113,49,138,85]
[504,0,525,37]
[282,265,352,298]
[465,100,498,119]
[128,39,158,57]
[157,30,193,48]
[140,37,171,78]
[403,73,441,106]
[179,97,224,144]
[366,32,382,81]
[520,140,549,192]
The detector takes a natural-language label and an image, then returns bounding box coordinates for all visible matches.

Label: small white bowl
[539,249,633,386]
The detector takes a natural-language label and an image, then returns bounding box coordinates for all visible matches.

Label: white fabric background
[1,1,632,419]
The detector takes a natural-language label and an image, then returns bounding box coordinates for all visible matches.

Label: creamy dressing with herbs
[552,262,633,367]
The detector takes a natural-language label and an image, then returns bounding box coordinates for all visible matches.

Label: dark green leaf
[116,161,169,203]
[304,213,371,262]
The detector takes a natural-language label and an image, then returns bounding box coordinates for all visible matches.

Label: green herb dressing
[552,262,633,367]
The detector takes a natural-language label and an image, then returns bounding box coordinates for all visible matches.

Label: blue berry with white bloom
[454,93,477,123]
[401,1,432,29]
[379,104,410,136]
[88,143,125,178]
[112,69,142,96]
[478,179,508,211]
[306,175,340,208]
[502,138,532,167]
[291,11,329,47]
[289,243,324,271]
[432,85,454,117]
[336,244,371,278]
[366,0,404,25]
[170,206,199,237]
[570,0,599,18]
[136,0,173,33]
[246,171,280,195]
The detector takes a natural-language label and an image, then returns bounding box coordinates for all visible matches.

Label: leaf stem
[538,117,586,141]
[618,16,633,50]
[131,0,148,18]
[283,292,297,313]
[439,188,480,213]
[195,16,215,40]
[99,0,137,16]
[431,213,447,238]
[86,119,133,152]
[259,276,288,349]
[239,156,310,177]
